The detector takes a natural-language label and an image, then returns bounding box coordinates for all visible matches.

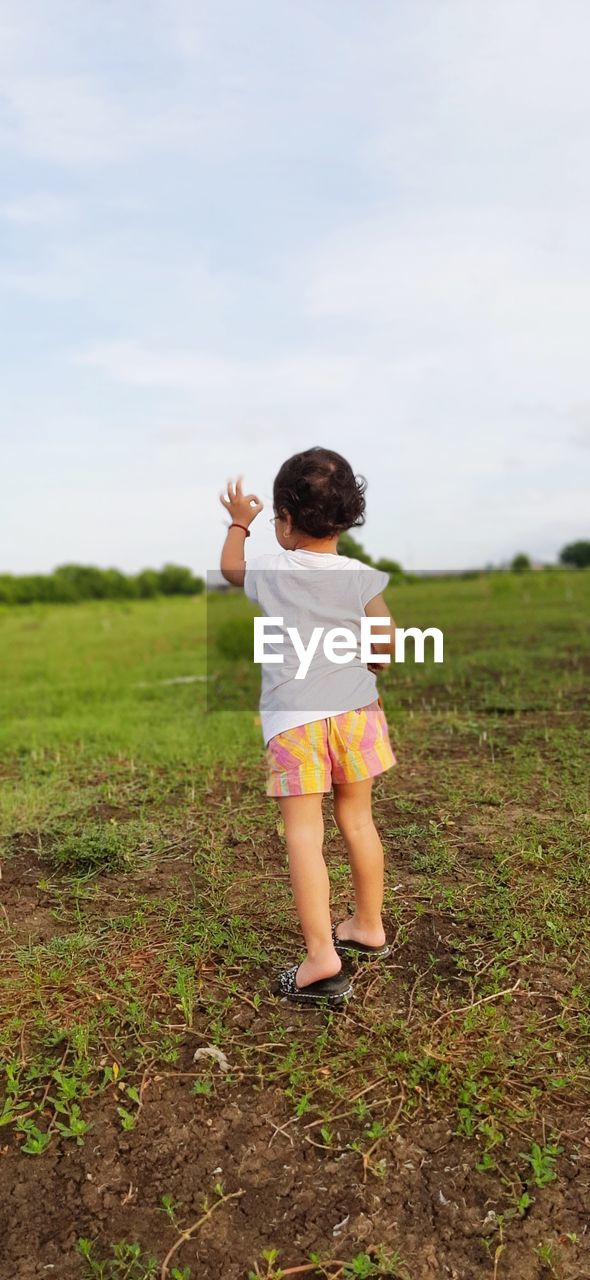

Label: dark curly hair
[273,447,366,539]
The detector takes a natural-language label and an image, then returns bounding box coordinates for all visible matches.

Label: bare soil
[1,828,589,1280]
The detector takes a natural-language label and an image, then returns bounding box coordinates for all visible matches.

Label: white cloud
[76,340,363,396]
[364,0,590,192]
[0,72,205,166]
[302,208,590,406]
[0,192,74,224]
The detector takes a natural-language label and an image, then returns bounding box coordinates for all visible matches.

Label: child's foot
[333,917,390,959]
[295,950,342,989]
[334,916,386,947]
[275,963,352,1005]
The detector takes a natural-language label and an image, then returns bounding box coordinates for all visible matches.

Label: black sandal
[332,922,391,960]
[275,963,353,1005]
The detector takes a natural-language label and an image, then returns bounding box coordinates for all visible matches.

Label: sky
[1,0,589,574]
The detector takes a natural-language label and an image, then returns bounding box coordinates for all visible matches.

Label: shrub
[52,564,109,600]
[511,553,531,572]
[559,540,590,568]
[158,563,204,596]
[50,821,138,874]
[8,574,58,604]
[100,568,138,599]
[135,569,160,598]
[337,532,374,564]
[374,557,403,577]
[0,575,15,604]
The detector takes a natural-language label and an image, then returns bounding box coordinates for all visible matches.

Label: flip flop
[332,922,391,960]
[275,964,353,1005]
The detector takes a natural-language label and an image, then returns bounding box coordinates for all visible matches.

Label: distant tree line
[0,563,205,605]
[338,531,590,574]
[511,541,590,572]
[3,537,587,605]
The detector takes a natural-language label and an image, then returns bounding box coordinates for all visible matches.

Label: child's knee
[334,799,374,838]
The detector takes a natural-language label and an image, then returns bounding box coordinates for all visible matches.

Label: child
[219,447,396,1006]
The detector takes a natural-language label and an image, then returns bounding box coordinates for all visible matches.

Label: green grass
[1,570,589,1278]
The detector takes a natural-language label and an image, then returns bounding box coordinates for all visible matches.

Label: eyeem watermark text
[254,617,444,679]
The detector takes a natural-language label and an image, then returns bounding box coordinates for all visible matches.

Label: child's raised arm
[219,477,264,586]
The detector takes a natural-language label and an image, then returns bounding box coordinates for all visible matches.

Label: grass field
[0,573,589,1280]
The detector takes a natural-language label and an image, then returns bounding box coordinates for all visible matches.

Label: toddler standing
[219,447,396,1005]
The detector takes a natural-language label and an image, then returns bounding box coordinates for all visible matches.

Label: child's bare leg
[278,793,341,986]
[332,778,386,946]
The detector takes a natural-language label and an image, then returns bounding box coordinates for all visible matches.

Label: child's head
[273,447,366,545]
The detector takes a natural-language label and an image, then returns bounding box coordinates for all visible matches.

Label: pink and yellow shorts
[265,699,396,797]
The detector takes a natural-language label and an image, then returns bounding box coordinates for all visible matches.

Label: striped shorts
[265,698,396,797]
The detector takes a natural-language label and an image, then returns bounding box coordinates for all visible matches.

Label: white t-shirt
[244,549,389,744]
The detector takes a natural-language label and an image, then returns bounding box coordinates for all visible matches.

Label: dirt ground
[1,1033,589,1280]
[1,836,589,1280]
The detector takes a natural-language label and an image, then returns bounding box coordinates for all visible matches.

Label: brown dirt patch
[1,1055,589,1280]
[1,850,66,945]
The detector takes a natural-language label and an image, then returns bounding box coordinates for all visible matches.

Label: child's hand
[219,477,264,527]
